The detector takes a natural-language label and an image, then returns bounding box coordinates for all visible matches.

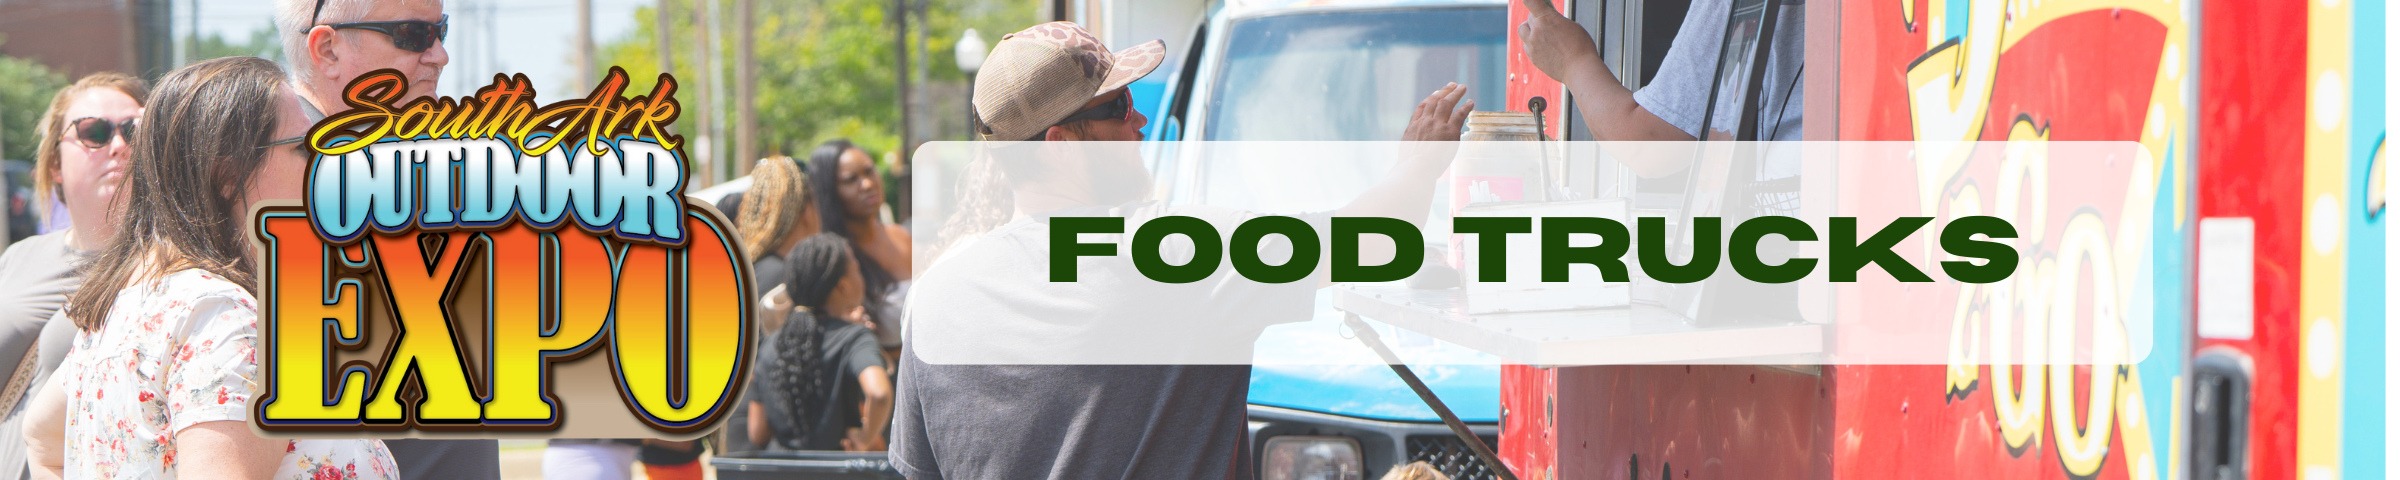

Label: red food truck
[1463,0,2384,478]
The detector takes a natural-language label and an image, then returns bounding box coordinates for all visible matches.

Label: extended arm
[1320,83,1475,286]
[846,365,893,451]
[1518,0,1699,176]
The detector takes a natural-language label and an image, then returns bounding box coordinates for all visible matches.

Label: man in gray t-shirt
[890,21,1472,479]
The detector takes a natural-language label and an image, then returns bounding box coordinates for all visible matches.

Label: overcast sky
[183,0,645,97]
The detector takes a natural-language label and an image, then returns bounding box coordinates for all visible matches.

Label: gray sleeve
[31,315,72,381]
[1633,0,1735,139]
[845,328,886,374]
[886,349,942,480]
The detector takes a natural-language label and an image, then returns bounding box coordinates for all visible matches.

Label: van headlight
[1262,436,1363,480]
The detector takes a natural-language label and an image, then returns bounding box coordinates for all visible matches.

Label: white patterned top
[60,269,396,479]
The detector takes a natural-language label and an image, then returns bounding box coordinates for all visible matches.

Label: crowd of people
[0,0,919,475]
[0,0,1775,476]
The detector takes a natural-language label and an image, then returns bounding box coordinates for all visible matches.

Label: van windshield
[1206,7,1508,141]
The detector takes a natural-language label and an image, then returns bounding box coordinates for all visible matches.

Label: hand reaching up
[1518,0,1604,85]
[1399,82,1474,179]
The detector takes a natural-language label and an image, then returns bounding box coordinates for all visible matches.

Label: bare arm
[1519,0,1699,176]
[748,401,772,448]
[846,365,893,452]
[23,375,64,479]
[881,224,915,281]
[1320,83,1474,286]
[173,421,287,478]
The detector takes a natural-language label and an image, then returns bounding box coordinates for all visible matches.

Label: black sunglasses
[68,117,135,149]
[326,15,450,53]
[1020,90,1135,141]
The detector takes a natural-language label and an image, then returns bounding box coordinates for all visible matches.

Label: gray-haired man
[278,0,450,120]
[275,1,496,478]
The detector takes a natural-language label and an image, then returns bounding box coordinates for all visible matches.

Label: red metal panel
[1499,364,1555,479]
[1546,366,1822,480]
[2197,0,2311,477]
[1498,0,1571,471]
[1505,0,1569,139]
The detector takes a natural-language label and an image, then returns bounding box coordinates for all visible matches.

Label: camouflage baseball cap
[970,22,1165,141]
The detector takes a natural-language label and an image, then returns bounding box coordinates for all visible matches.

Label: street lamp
[956,28,988,138]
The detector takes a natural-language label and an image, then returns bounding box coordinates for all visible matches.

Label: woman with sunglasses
[24,57,398,479]
[0,71,146,480]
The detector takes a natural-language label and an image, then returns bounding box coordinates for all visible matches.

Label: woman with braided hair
[746,235,893,452]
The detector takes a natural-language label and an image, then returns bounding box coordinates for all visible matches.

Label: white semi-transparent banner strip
[899,141,2162,366]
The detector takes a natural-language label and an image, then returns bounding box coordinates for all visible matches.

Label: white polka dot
[2124,391,2145,427]
[2319,0,2340,8]
[2307,318,2339,378]
[2162,44,2182,81]
[2147,103,2167,139]
[2315,72,2346,132]
[2138,454,2157,480]
[2311,194,2343,255]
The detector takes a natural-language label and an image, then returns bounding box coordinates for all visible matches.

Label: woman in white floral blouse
[21,56,398,479]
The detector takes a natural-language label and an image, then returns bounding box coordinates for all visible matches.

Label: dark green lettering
[1453,217,1532,282]
[1049,217,1123,282]
[1541,217,1631,282]
[1332,217,1423,283]
[1728,216,1818,283]
[1638,217,1720,284]
[1229,216,1321,284]
[1830,217,1934,282]
[1133,216,1222,283]
[1939,216,2018,283]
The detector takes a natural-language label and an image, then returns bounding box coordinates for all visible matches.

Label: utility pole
[485,1,498,77]
[659,0,696,185]
[892,0,907,175]
[657,0,675,81]
[186,0,200,64]
[735,0,755,167]
[704,0,727,180]
[575,0,595,89]
[899,0,929,224]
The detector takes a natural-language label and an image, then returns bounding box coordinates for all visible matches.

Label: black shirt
[752,317,886,451]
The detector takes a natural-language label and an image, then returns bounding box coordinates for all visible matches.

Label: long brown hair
[32,72,150,221]
[737,156,815,260]
[67,57,292,331]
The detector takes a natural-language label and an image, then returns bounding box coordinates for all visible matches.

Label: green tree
[0,38,70,162]
[597,0,1037,163]
[188,25,285,64]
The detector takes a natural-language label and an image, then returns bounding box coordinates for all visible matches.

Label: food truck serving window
[1205,8,1507,141]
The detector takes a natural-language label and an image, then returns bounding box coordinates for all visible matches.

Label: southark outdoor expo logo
[250,67,752,435]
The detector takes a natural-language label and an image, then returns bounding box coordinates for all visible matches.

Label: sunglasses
[67,117,135,149]
[1021,90,1135,141]
[326,15,450,53]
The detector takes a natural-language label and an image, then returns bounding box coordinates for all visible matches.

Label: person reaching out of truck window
[749,234,893,452]
[1517,0,1803,174]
